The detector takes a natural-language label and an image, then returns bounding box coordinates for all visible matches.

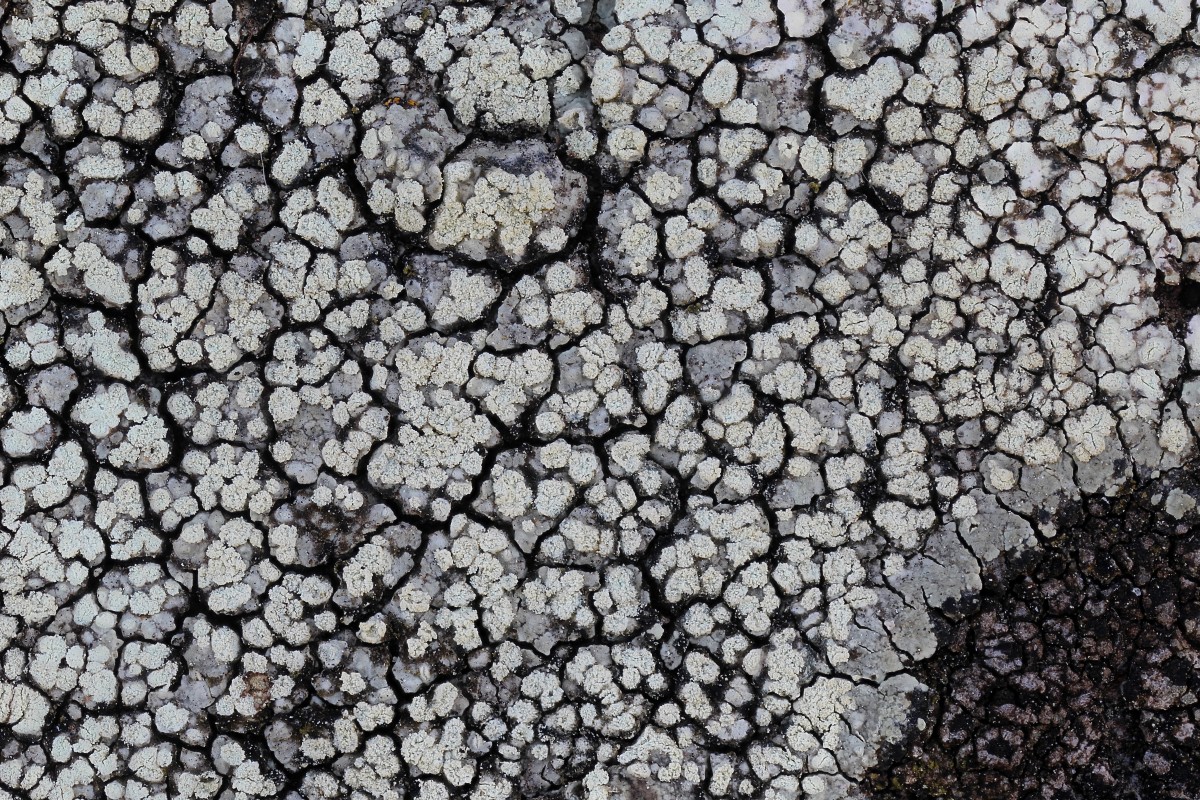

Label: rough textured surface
[869,480,1200,800]
[0,1,1196,800]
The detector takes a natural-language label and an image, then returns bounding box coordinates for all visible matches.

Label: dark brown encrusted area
[1,0,1199,795]
[868,479,1200,800]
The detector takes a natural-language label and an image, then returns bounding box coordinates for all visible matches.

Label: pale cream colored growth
[823,57,903,122]
[1065,404,1118,463]
[190,194,243,251]
[431,165,560,263]
[107,414,170,470]
[702,60,738,107]
[989,243,1047,300]
[66,312,140,381]
[0,682,50,736]
[608,125,648,162]
[966,43,1027,119]
[446,28,560,130]
[46,242,131,305]
[300,79,348,128]
[0,257,44,312]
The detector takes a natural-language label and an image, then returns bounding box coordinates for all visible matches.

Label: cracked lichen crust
[0,1,1197,800]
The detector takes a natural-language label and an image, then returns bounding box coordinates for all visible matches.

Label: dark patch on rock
[867,479,1200,800]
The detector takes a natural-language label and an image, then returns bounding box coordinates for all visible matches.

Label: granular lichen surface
[0,0,1197,799]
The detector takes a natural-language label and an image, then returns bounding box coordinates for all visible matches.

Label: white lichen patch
[429,140,588,268]
[0,2,1197,800]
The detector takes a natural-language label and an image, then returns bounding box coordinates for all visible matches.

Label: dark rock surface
[869,477,1200,800]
